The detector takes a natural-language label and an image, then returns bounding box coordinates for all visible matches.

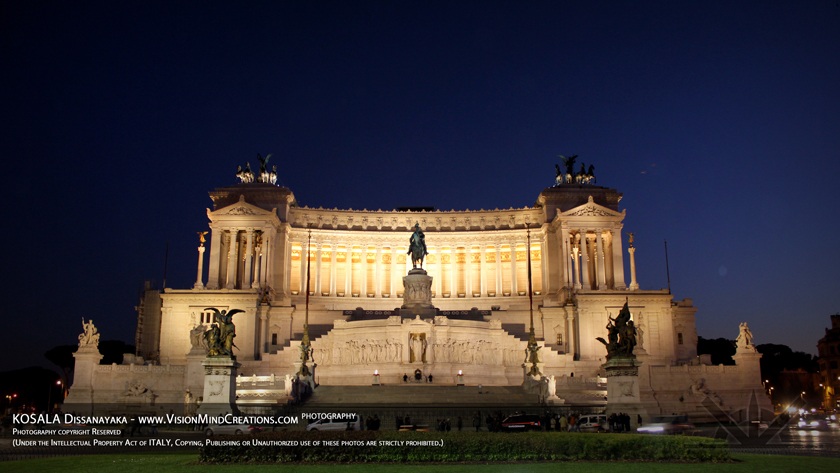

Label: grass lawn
[2,453,838,473]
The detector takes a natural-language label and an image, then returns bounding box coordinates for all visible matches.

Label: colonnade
[287,232,544,299]
[196,226,629,297]
[558,227,626,291]
[204,226,275,290]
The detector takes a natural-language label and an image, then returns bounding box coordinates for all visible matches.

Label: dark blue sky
[2,1,839,371]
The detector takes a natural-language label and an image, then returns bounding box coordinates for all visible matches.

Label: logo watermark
[703,390,804,448]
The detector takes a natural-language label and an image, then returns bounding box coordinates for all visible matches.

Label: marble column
[252,243,262,289]
[561,231,571,289]
[300,241,308,295]
[390,246,398,296]
[572,235,581,290]
[611,227,627,290]
[480,245,487,296]
[509,243,518,295]
[375,247,382,297]
[568,313,577,359]
[449,246,457,297]
[433,249,443,297]
[225,230,238,289]
[344,247,352,296]
[465,247,472,297]
[314,244,322,295]
[206,225,222,290]
[243,228,254,288]
[579,231,591,290]
[629,246,639,290]
[360,247,367,297]
[495,245,503,296]
[596,230,606,290]
[330,244,338,295]
[260,312,268,355]
[194,244,206,289]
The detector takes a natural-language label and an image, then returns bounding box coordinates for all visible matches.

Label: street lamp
[4,393,17,415]
[47,380,61,414]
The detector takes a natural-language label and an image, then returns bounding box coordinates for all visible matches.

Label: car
[577,414,609,432]
[636,415,694,435]
[306,416,361,431]
[794,414,838,431]
[499,414,542,432]
[203,423,260,436]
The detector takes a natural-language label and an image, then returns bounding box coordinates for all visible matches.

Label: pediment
[207,195,278,221]
[559,196,625,219]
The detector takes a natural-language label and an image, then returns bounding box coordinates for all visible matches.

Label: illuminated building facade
[67,165,769,420]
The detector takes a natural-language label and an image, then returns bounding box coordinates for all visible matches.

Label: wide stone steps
[303,384,540,407]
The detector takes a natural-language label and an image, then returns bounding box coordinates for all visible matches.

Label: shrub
[199,431,730,464]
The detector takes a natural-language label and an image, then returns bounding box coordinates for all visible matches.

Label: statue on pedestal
[735,322,756,352]
[78,318,100,348]
[596,301,637,359]
[203,308,243,357]
[407,223,428,269]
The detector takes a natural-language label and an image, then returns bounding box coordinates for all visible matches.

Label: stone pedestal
[732,350,773,415]
[63,347,104,415]
[401,269,434,317]
[293,361,316,391]
[185,352,207,411]
[603,356,646,430]
[196,357,240,416]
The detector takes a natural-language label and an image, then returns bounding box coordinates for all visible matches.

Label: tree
[697,337,735,365]
[99,340,135,365]
[756,343,819,406]
[44,344,76,387]
[0,367,62,414]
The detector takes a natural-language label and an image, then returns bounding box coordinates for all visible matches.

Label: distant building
[817,314,840,410]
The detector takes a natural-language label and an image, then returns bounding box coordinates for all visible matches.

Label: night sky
[3,1,839,372]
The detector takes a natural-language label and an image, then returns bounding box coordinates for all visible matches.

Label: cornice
[288,206,545,232]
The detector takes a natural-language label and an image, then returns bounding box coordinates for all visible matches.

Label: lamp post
[5,393,17,416]
[820,383,826,410]
[298,227,313,377]
[47,380,61,414]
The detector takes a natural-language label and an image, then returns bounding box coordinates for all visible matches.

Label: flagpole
[526,226,540,377]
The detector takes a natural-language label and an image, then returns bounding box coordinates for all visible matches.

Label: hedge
[199,431,731,464]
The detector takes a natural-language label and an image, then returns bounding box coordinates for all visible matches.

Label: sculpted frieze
[308,315,537,369]
[567,205,614,217]
[225,206,258,216]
